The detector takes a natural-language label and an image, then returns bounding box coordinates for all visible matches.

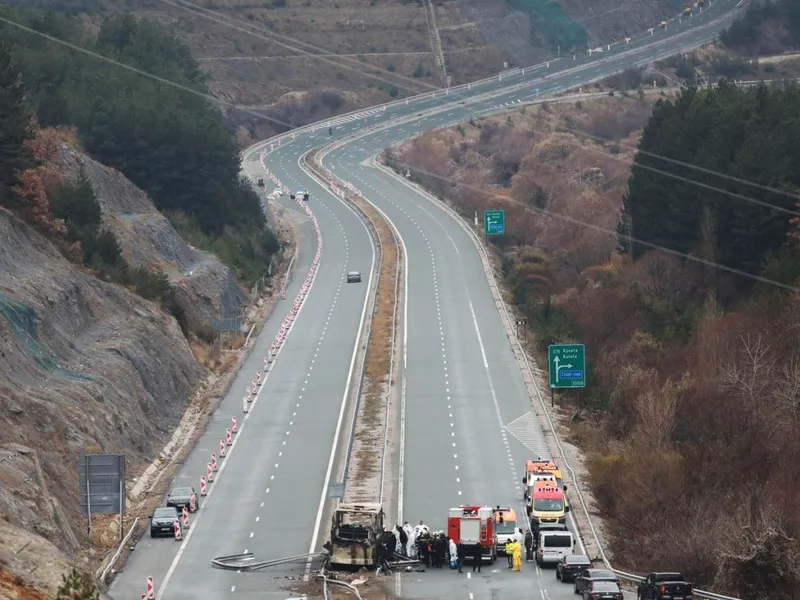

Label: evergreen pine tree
[0,40,33,207]
[55,568,100,600]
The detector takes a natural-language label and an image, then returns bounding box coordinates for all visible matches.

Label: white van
[536,530,574,566]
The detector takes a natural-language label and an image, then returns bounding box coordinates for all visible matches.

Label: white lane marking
[302,149,377,577]
[155,216,321,599]
[394,180,411,600]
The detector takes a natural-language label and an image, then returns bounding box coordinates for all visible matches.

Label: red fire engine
[446,505,497,563]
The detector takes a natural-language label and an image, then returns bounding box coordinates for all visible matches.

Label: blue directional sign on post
[484,210,505,235]
[548,344,586,389]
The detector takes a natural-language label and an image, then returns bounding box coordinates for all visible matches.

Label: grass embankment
[350,197,399,484]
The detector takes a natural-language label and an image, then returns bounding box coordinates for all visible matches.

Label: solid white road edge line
[298,151,378,577]
[156,195,322,599]
[391,199,410,599]
[312,174,411,598]
[467,300,528,527]
[375,159,590,557]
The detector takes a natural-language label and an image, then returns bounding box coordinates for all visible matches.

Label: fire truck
[447,505,497,563]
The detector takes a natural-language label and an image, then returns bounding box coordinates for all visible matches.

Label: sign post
[483,210,505,236]
[79,454,126,543]
[547,344,586,405]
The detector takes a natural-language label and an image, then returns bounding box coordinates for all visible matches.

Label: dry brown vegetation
[119,0,498,142]
[37,0,686,144]
[385,96,657,278]
[349,197,399,488]
[383,94,800,598]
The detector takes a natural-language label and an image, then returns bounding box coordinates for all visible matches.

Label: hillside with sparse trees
[385,82,800,598]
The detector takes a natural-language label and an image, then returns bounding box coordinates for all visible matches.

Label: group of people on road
[390,521,536,574]
[505,527,537,569]
[503,527,534,571]
[393,521,454,567]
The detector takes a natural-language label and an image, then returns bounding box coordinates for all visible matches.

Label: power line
[551,125,800,219]
[170,0,800,220]
[0,15,297,130]
[7,0,794,284]
[561,122,800,203]
[162,0,432,96]
[376,158,800,293]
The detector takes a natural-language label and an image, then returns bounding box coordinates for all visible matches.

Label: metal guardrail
[212,551,324,572]
[244,6,747,595]
[310,147,404,507]
[240,0,742,163]
[99,517,139,582]
[369,162,741,600]
[285,58,745,600]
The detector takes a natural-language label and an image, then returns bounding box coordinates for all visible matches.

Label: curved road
[254,2,742,600]
[110,151,375,599]
[111,1,741,598]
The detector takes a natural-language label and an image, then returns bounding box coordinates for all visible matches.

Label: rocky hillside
[0,204,204,592]
[16,0,687,142]
[56,145,248,332]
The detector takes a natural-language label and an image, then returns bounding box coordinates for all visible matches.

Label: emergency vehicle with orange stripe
[522,459,570,534]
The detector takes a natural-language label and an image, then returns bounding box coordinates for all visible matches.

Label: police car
[290,189,309,201]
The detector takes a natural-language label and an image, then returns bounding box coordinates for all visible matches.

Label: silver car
[347,271,361,283]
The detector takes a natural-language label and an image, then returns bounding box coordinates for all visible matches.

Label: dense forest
[0,6,278,285]
[620,81,800,296]
[720,0,800,54]
[386,82,800,598]
[0,42,191,332]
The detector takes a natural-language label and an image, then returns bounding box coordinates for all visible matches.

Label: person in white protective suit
[403,522,415,557]
[449,537,458,569]
[513,527,525,545]
[407,526,418,558]
[391,526,400,554]
[413,520,425,536]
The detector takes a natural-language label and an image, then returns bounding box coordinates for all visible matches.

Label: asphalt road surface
[112,2,741,598]
[108,155,374,600]
[251,2,741,600]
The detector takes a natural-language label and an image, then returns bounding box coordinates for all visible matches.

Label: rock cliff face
[0,207,204,523]
[0,176,211,592]
[57,145,249,329]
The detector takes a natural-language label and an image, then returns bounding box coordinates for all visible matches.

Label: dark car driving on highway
[166,486,197,512]
[150,507,179,538]
[556,554,591,583]
[574,568,620,594]
[582,580,624,600]
[347,271,362,283]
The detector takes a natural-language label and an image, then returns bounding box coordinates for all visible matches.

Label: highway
[249,1,742,600]
[108,154,374,599]
[109,1,741,598]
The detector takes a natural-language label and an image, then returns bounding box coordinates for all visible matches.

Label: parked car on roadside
[149,507,179,538]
